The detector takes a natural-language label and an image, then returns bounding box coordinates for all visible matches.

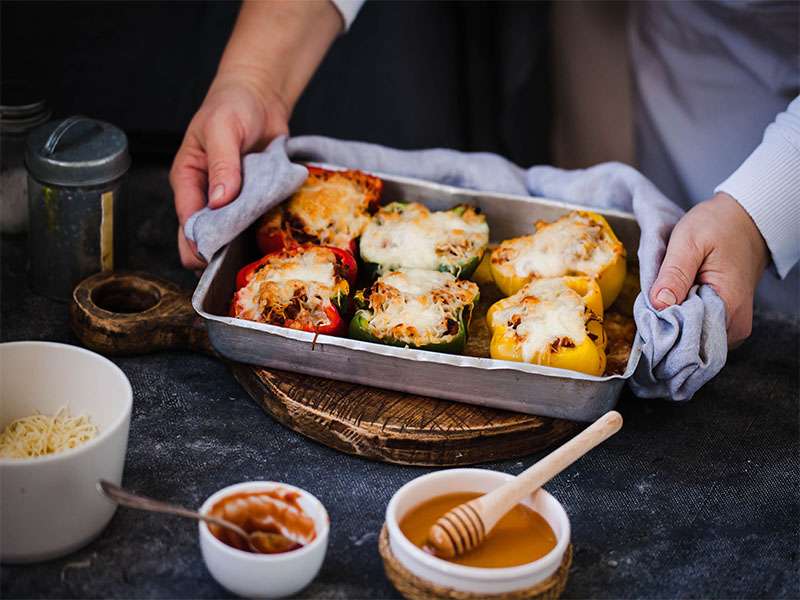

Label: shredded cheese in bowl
[0,406,98,459]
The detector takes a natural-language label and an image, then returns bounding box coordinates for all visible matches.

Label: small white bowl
[385,468,570,595]
[198,481,330,599]
[0,341,133,563]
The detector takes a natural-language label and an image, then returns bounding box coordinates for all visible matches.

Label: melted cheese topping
[379,269,454,296]
[234,247,341,328]
[365,269,479,345]
[492,278,589,362]
[287,173,373,249]
[360,203,489,272]
[494,212,619,279]
[258,250,335,287]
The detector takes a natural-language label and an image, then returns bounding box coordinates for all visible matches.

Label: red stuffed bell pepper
[255,166,382,256]
[231,246,355,336]
[253,206,290,255]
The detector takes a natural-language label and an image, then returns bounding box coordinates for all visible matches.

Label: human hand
[169,0,343,270]
[649,192,769,347]
[170,71,290,269]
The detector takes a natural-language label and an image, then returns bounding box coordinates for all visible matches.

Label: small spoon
[97,480,294,554]
[426,410,623,559]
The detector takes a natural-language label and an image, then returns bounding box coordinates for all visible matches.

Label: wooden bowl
[379,525,572,600]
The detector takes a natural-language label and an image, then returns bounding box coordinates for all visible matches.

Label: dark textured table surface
[2,165,798,599]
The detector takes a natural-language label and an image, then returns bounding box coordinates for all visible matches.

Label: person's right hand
[170,72,290,269]
[169,0,344,270]
[649,192,768,348]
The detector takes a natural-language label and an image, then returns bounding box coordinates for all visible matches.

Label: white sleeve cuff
[329,0,365,31]
[715,101,800,279]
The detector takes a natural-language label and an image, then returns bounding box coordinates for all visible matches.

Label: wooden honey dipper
[426,410,623,559]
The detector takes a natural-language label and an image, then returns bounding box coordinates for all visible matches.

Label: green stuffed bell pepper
[359,202,489,279]
[348,269,480,355]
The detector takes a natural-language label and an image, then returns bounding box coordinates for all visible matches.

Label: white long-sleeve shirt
[629,1,799,313]
[332,0,800,313]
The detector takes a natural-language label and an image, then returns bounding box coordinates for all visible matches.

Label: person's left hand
[649,192,769,347]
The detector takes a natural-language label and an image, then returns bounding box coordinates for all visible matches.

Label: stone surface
[1,165,798,598]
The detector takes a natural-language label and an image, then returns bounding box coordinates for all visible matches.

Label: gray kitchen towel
[183,137,308,262]
[185,135,728,401]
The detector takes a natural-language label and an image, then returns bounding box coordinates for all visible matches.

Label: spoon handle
[97,480,249,541]
[478,410,623,531]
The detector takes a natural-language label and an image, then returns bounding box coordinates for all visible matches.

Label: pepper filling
[491,278,598,363]
[361,269,479,346]
[492,211,623,280]
[257,167,381,250]
[360,203,489,273]
[233,246,348,330]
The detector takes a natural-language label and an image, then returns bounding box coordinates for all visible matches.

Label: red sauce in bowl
[207,488,316,554]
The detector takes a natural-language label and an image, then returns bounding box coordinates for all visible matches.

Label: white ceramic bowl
[386,468,570,595]
[199,481,330,599]
[0,341,132,563]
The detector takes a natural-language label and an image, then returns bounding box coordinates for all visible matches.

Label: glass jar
[25,116,131,300]
[0,82,51,234]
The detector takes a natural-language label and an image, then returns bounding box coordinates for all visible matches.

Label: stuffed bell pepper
[349,269,480,354]
[231,245,356,336]
[490,210,626,308]
[486,276,607,375]
[256,166,382,255]
[359,202,489,279]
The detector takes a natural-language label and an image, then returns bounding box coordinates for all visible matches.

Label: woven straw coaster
[378,524,572,600]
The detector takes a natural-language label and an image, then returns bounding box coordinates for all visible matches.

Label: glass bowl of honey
[385,468,570,595]
[198,481,329,599]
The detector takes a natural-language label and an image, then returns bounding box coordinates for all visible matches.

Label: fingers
[204,115,244,209]
[704,268,755,347]
[726,302,753,348]
[170,136,208,226]
[178,228,207,271]
[650,221,706,310]
[649,194,764,349]
[170,135,210,269]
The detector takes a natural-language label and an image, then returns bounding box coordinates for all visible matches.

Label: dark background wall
[1,1,551,166]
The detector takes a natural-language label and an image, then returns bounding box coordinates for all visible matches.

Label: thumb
[650,223,705,310]
[204,117,243,209]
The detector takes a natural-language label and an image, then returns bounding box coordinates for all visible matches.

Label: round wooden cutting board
[72,271,578,466]
[231,366,577,466]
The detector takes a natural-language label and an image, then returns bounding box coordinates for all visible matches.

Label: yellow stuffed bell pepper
[486,276,607,376]
[489,210,626,309]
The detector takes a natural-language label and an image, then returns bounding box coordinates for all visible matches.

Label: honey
[399,492,557,568]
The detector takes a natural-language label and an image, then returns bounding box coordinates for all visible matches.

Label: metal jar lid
[0,80,51,132]
[25,116,131,187]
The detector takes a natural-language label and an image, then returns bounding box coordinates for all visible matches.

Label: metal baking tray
[193,168,642,421]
